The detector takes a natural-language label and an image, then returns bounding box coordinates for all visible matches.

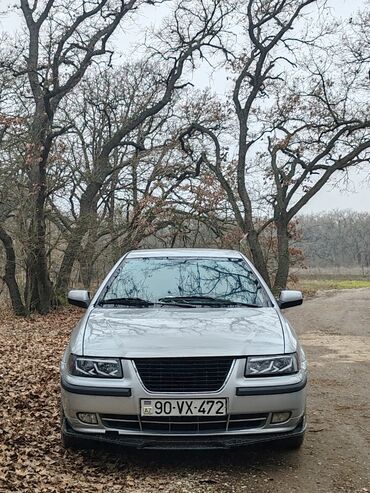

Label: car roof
[125,248,243,259]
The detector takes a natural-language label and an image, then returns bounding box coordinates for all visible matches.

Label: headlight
[245,353,299,377]
[68,355,123,378]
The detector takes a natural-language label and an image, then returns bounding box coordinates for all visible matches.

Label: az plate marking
[140,399,227,417]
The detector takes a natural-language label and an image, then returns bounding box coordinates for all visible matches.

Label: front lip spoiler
[61,379,132,397]
[236,376,307,396]
[62,417,306,450]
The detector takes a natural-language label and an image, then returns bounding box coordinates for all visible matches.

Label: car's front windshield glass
[98,257,271,307]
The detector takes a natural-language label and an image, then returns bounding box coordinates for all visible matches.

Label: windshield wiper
[158,296,262,308]
[98,297,196,308]
[98,297,154,307]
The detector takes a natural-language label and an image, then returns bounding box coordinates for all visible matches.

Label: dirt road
[0,289,369,492]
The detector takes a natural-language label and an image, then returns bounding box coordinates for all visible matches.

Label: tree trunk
[246,229,272,288]
[55,181,101,297]
[78,205,98,290]
[26,130,54,314]
[28,203,53,313]
[235,121,272,288]
[28,162,53,314]
[0,226,28,316]
[273,219,290,294]
[21,13,55,314]
[24,254,39,312]
[56,223,89,297]
[78,244,95,290]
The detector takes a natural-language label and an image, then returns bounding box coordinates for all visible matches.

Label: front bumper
[62,414,306,449]
[61,358,307,449]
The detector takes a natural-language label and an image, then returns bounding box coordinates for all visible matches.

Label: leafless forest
[0,0,369,316]
[298,211,370,274]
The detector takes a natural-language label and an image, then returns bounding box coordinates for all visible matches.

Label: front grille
[100,413,268,434]
[134,357,233,393]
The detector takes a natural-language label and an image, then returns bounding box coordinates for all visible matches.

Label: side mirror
[278,290,303,309]
[67,289,90,309]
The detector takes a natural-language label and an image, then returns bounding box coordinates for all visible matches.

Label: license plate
[140,398,227,417]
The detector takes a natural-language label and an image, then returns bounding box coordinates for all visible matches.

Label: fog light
[77,412,98,424]
[271,412,291,424]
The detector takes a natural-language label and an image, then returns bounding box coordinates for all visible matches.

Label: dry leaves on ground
[0,306,150,493]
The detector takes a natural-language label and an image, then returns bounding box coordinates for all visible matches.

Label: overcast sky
[1,0,369,215]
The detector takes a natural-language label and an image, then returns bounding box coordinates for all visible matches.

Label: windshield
[98,257,271,308]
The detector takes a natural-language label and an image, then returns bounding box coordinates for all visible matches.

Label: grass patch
[290,278,370,297]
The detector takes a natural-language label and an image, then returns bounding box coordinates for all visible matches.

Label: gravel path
[0,289,369,493]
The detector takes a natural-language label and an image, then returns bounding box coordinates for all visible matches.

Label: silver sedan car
[60,249,307,450]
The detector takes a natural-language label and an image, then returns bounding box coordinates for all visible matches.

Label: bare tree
[9,0,150,313]
[180,0,370,291]
[1,0,368,315]
[258,5,370,290]
[49,0,233,296]
[299,211,370,275]
[0,50,28,315]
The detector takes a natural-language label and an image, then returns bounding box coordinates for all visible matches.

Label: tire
[60,405,83,450]
[61,428,82,449]
[278,433,305,450]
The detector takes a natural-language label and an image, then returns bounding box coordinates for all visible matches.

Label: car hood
[81,307,285,358]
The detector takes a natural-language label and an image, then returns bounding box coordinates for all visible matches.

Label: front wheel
[61,428,82,449]
[60,405,83,450]
[278,433,305,450]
